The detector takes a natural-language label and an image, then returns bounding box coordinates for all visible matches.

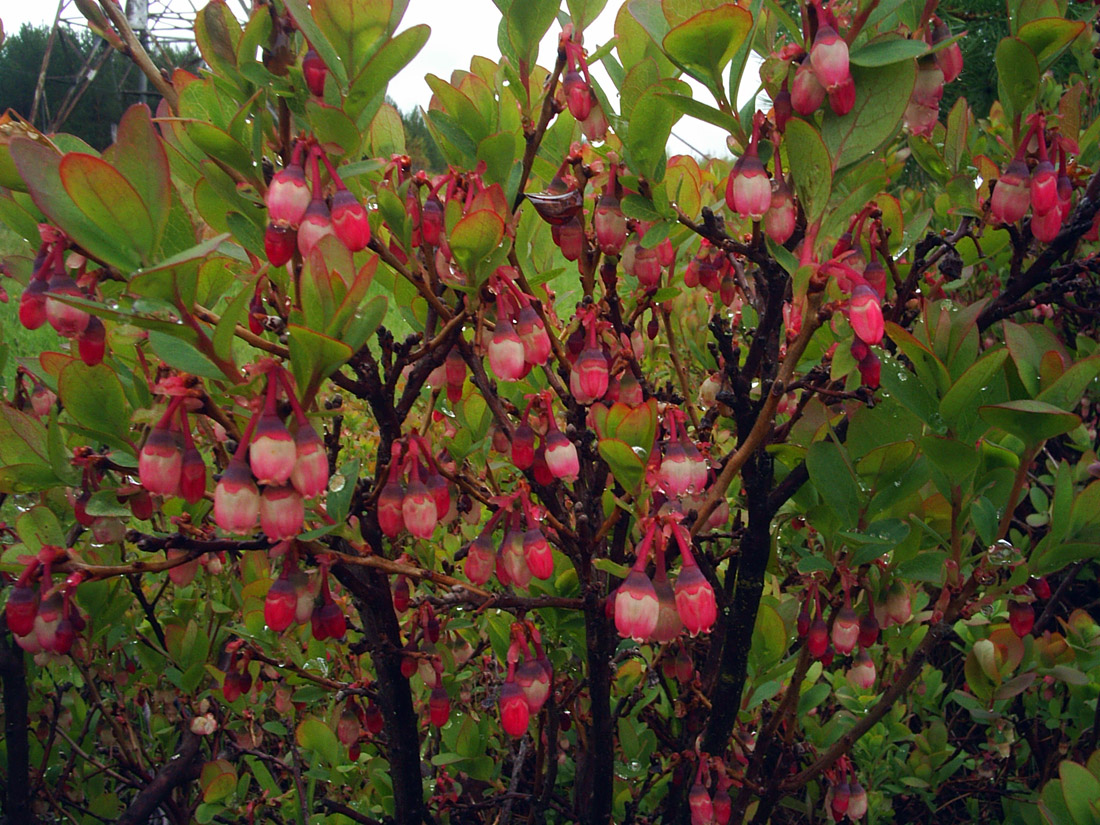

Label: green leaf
[1037,356,1100,412]
[314,0,392,80]
[896,550,949,583]
[58,361,132,444]
[820,59,915,171]
[503,0,559,66]
[306,101,362,157]
[295,718,342,768]
[103,104,172,249]
[939,349,1009,428]
[200,760,237,804]
[345,24,430,121]
[60,152,155,267]
[1059,761,1100,825]
[785,118,832,223]
[185,122,255,178]
[848,36,929,67]
[16,506,64,553]
[919,435,979,479]
[148,331,227,381]
[806,440,859,528]
[287,324,354,401]
[979,400,1079,446]
[625,81,685,182]
[1017,18,1087,71]
[212,276,257,363]
[598,438,647,492]
[449,209,505,281]
[996,37,1039,119]
[661,5,753,92]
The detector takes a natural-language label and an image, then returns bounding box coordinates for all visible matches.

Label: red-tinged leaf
[288,324,354,404]
[597,438,647,493]
[345,24,430,123]
[662,5,753,91]
[184,122,255,178]
[820,60,916,171]
[200,760,237,803]
[103,104,172,249]
[328,255,378,338]
[1017,17,1087,71]
[979,400,1080,446]
[10,138,143,271]
[58,361,133,445]
[59,153,155,266]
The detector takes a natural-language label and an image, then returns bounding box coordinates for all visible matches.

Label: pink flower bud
[311,598,346,641]
[792,60,826,115]
[489,323,527,382]
[331,188,371,252]
[849,284,884,345]
[932,18,963,83]
[515,305,552,365]
[260,485,304,540]
[885,581,911,626]
[651,573,684,643]
[139,427,183,496]
[858,612,879,648]
[848,782,868,819]
[713,786,732,825]
[808,616,829,658]
[1031,159,1058,216]
[911,62,945,108]
[579,99,609,141]
[991,159,1030,224]
[45,275,90,337]
[264,222,297,266]
[633,244,662,287]
[523,528,554,579]
[421,194,444,247]
[594,192,626,255]
[427,471,450,521]
[517,657,551,712]
[832,605,860,654]
[615,569,659,642]
[828,74,855,116]
[512,423,536,470]
[675,562,717,636]
[773,88,793,132]
[555,215,585,261]
[831,781,851,818]
[291,423,329,499]
[563,70,592,120]
[5,583,38,637]
[214,459,260,534]
[726,154,772,221]
[465,532,496,585]
[179,446,207,504]
[265,575,297,631]
[905,101,939,137]
[19,279,48,330]
[858,350,881,388]
[378,480,405,537]
[402,478,438,539]
[250,412,297,486]
[659,442,694,496]
[78,317,106,366]
[498,529,532,589]
[810,25,849,91]
[1032,203,1062,242]
[297,198,334,257]
[848,648,877,689]
[337,707,361,746]
[570,347,609,404]
[499,679,530,736]
[689,782,715,825]
[429,685,451,727]
[303,49,327,96]
[544,430,579,481]
[266,163,311,226]
[765,178,797,244]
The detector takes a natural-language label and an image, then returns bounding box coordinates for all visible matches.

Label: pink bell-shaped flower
[214,458,260,534]
[809,24,849,91]
[260,485,305,540]
[331,188,371,252]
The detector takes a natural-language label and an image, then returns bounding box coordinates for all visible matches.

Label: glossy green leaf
[919,434,979,479]
[503,0,559,66]
[1017,18,1087,71]
[345,24,430,121]
[785,118,832,222]
[940,349,1008,427]
[59,152,155,267]
[288,324,354,401]
[806,440,859,527]
[103,104,172,248]
[1037,356,1100,412]
[979,400,1079,446]
[57,361,132,444]
[849,36,928,66]
[661,5,753,92]
[296,718,342,768]
[449,209,505,281]
[820,60,915,171]
[996,37,1039,119]
[1059,761,1100,825]
[306,101,362,157]
[148,331,227,381]
[185,122,255,177]
[598,438,647,492]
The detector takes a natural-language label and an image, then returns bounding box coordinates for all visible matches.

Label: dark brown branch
[116,730,202,825]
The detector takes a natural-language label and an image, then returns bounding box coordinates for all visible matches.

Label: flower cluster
[498,621,553,737]
[377,433,454,540]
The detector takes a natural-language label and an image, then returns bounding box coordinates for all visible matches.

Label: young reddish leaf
[103,104,172,247]
[59,153,155,265]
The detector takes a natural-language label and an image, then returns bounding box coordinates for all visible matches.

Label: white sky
[0,0,749,157]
